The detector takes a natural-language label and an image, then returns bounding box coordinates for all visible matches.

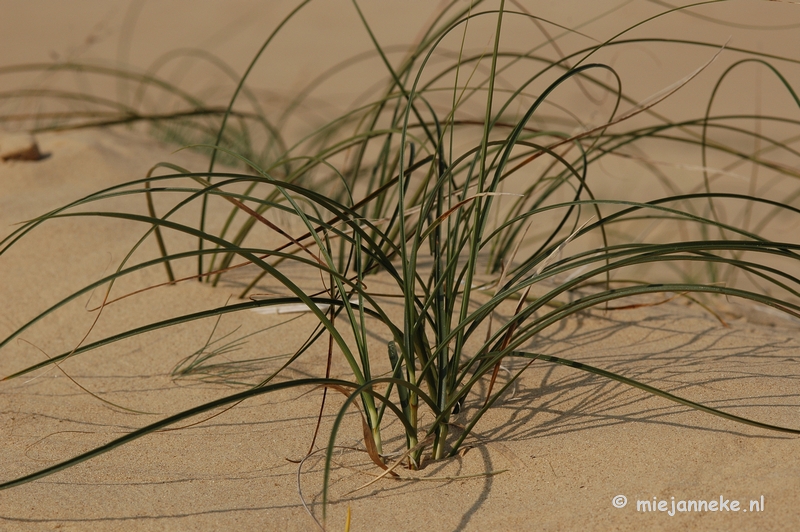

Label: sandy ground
[3,1,800,531]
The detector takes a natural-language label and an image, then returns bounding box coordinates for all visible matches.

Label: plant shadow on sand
[3,284,799,530]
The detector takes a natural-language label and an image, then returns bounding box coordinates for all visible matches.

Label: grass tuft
[3,0,800,526]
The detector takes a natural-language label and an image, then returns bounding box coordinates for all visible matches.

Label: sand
[2,1,800,530]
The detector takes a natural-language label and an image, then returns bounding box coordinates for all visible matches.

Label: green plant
[3,0,800,526]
